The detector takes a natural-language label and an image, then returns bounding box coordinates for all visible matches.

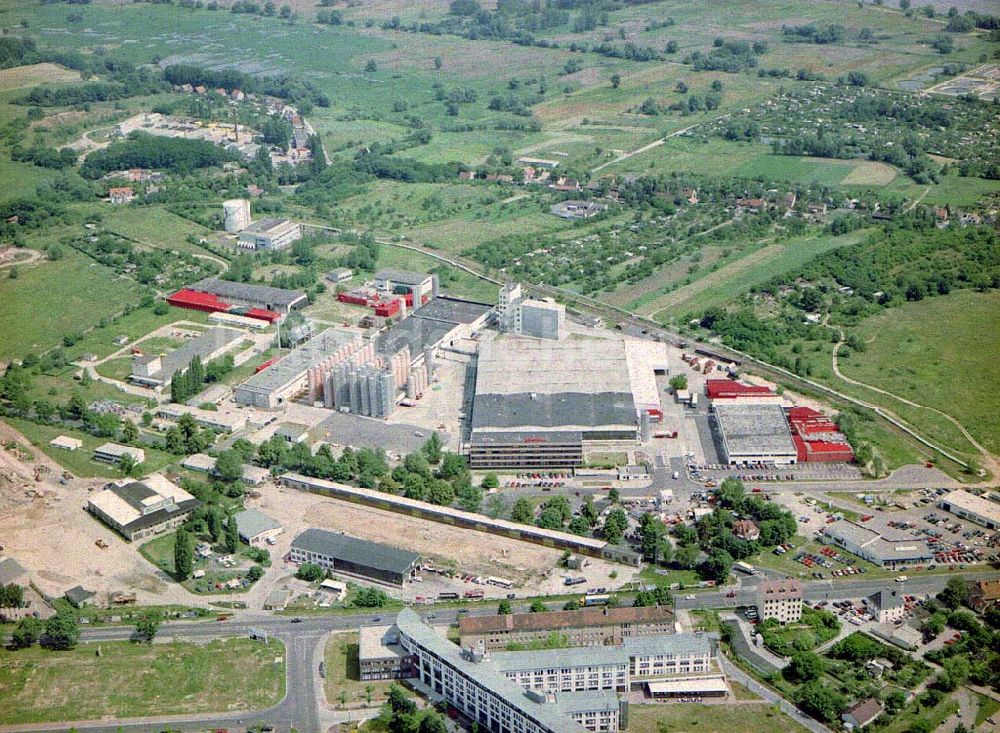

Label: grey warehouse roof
[470,430,583,446]
[376,269,433,285]
[471,392,636,431]
[237,328,359,394]
[490,633,712,672]
[712,402,797,457]
[292,528,420,575]
[376,297,491,360]
[395,609,588,733]
[242,217,291,234]
[234,508,281,540]
[191,277,306,308]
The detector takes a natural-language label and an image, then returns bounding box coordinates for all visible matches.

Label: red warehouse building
[787,407,854,463]
[705,379,777,400]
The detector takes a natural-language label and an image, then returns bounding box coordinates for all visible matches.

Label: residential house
[969,579,1000,613]
[842,698,882,730]
[733,519,760,541]
[108,187,134,205]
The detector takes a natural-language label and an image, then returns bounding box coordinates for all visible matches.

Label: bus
[564,576,586,586]
[582,594,611,607]
[734,561,755,575]
[437,592,460,600]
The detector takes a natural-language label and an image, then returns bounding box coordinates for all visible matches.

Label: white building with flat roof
[87,474,199,541]
[236,218,302,250]
[93,442,145,465]
[938,490,1000,530]
[755,578,802,624]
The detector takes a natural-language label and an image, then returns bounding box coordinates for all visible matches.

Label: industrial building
[233,508,283,545]
[704,379,778,401]
[498,283,566,341]
[289,528,421,586]
[787,407,854,463]
[938,489,1000,530]
[234,328,366,409]
[158,404,251,433]
[236,218,302,251]
[373,269,438,308]
[222,199,251,233]
[459,606,674,651]
[183,278,308,314]
[822,520,934,568]
[93,442,145,466]
[754,578,802,624]
[87,474,199,541]
[711,402,798,465]
[388,609,720,733]
[468,334,665,469]
[130,327,243,388]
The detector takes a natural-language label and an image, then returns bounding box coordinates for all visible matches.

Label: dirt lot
[0,421,198,606]
[251,480,637,597]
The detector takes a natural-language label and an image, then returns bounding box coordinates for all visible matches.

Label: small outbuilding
[64,585,96,608]
[50,435,83,451]
[233,508,283,546]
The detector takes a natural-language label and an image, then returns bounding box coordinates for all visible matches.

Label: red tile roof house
[108,187,134,205]
[842,698,883,730]
[733,519,760,541]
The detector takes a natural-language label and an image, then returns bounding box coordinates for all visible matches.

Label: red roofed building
[108,187,134,204]
[788,406,854,463]
[733,519,760,541]
[705,379,776,400]
[166,289,231,313]
[245,308,281,323]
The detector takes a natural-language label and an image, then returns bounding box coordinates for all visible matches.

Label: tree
[387,683,417,719]
[0,583,24,608]
[225,516,240,553]
[715,478,745,509]
[422,433,443,464]
[669,374,688,391]
[296,562,325,582]
[568,515,591,535]
[214,449,244,484]
[118,452,138,477]
[207,508,224,543]
[354,587,390,607]
[481,473,499,489]
[795,681,846,723]
[247,564,265,583]
[174,527,193,580]
[365,59,377,72]
[603,508,628,544]
[44,611,80,650]
[610,73,621,88]
[639,513,667,563]
[529,598,547,613]
[675,543,700,569]
[11,616,43,648]
[786,651,825,681]
[121,419,139,444]
[702,549,733,583]
[938,577,969,609]
[511,497,534,524]
[434,56,443,70]
[498,599,512,615]
[134,611,162,642]
[418,712,448,733]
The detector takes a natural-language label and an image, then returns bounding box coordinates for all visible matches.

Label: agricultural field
[0,638,285,725]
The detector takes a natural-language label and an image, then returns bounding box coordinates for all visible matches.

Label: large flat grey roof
[234,508,281,540]
[396,609,588,733]
[191,277,306,308]
[713,402,796,458]
[237,328,360,395]
[291,528,420,575]
[159,327,243,381]
[471,392,636,432]
[0,557,27,585]
[376,296,492,360]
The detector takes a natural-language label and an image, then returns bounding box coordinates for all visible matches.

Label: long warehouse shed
[280,473,639,565]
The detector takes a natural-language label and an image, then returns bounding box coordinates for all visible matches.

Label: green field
[4,417,176,478]
[839,290,1000,458]
[0,638,285,725]
[0,251,147,361]
[627,702,810,733]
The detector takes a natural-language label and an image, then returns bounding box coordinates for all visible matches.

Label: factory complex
[468,333,667,470]
[705,379,854,466]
